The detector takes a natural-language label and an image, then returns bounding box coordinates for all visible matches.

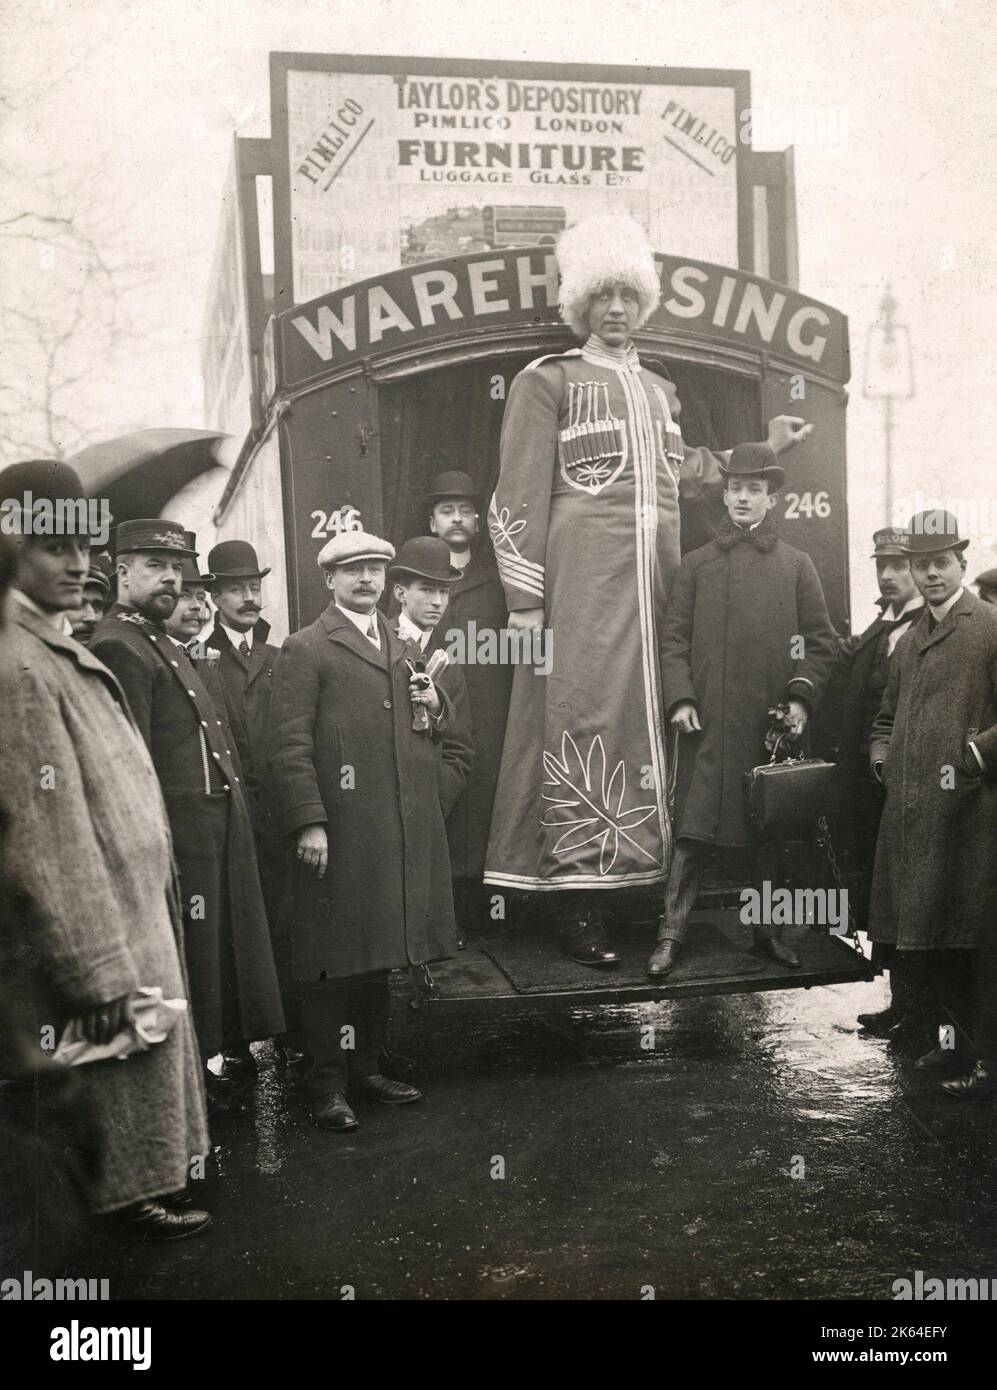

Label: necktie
[367,617,378,646]
[238,638,250,657]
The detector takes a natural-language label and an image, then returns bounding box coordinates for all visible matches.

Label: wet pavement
[97,975,997,1301]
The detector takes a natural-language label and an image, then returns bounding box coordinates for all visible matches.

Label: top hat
[718,442,786,492]
[974,567,997,590]
[115,518,196,557]
[0,458,97,535]
[423,471,479,508]
[317,530,395,570]
[206,538,270,580]
[901,510,970,556]
[388,536,462,585]
[871,527,910,558]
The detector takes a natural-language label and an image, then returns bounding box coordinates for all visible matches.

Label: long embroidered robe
[483,335,727,891]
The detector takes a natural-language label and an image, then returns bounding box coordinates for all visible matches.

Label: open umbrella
[70,429,231,529]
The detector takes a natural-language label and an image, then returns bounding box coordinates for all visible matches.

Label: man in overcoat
[816,527,924,1035]
[91,520,284,1101]
[387,534,476,836]
[268,529,462,1132]
[655,443,837,976]
[483,211,813,967]
[204,539,299,1072]
[423,470,512,927]
[0,462,210,1237]
[868,511,997,1100]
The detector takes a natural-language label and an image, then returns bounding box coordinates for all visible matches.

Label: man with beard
[91,520,284,1104]
[423,471,512,931]
[66,559,110,645]
[204,540,301,1074]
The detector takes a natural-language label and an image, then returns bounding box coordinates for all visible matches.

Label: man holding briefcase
[654,443,837,977]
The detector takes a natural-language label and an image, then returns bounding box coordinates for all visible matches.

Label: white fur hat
[556,212,662,339]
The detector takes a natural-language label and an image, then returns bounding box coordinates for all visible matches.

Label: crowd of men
[1,213,995,1262]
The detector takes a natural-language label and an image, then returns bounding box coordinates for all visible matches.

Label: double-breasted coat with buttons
[868,590,997,951]
[267,604,462,982]
[91,606,285,1055]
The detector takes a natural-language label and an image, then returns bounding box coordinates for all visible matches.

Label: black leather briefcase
[744,750,838,835]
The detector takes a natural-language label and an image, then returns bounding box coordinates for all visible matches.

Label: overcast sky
[2,0,995,619]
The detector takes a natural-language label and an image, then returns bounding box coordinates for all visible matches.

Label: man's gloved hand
[80,994,132,1046]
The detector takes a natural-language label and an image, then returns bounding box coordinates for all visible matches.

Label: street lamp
[862,286,915,522]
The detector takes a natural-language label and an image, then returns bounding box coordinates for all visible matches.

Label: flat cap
[317,530,394,570]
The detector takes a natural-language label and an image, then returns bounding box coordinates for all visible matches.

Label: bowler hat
[871,527,910,558]
[388,536,461,584]
[901,510,969,556]
[317,530,394,570]
[718,442,785,492]
[0,458,97,535]
[114,518,196,557]
[423,470,479,507]
[90,551,115,578]
[206,538,270,580]
[974,567,997,590]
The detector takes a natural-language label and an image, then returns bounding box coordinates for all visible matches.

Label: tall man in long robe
[483,212,812,966]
